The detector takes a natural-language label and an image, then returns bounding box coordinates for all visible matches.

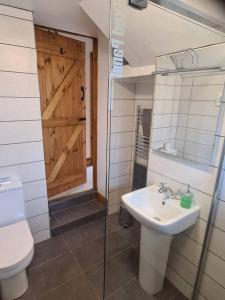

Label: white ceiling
[81,0,225,67]
[0,0,99,37]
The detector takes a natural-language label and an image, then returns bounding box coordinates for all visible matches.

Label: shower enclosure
[104,1,225,299]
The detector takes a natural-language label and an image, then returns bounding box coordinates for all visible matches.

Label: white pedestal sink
[122,185,200,295]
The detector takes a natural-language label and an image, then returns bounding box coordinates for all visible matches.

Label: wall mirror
[151,44,225,165]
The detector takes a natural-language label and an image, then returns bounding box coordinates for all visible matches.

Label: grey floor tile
[117,221,141,250]
[53,200,104,226]
[107,213,121,231]
[122,277,156,300]
[62,218,110,251]
[106,277,188,300]
[29,235,68,268]
[74,231,129,272]
[106,281,152,300]
[84,263,105,299]
[105,288,125,300]
[10,212,187,300]
[73,236,105,272]
[38,274,99,300]
[28,252,82,298]
[105,247,139,295]
[14,286,35,300]
[105,231,130,258]
[86,247,139,298]
[49,213,58,228]
[154,279,188,300]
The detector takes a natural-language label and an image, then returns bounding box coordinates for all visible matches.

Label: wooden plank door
[35,27,86,197]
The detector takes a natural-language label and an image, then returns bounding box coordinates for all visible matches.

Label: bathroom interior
[0,0,225,300]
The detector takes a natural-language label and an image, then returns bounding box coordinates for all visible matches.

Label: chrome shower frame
[192,136,225,299]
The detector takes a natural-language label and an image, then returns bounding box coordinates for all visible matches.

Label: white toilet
[0,177,34,300]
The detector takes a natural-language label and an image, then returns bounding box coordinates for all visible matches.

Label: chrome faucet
[158,183,173,198]
[158,183,182,204]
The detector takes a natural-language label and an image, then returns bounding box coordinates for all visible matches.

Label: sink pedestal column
[139,225,172,295]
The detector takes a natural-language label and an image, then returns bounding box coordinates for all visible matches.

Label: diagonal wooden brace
[47,124,83,184]
[42,61,82,120]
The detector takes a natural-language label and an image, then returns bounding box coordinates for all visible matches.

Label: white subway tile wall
[109,81,136,214]
[108,79,154,214]
[0,5,50,243]
[149,45,225,299]
[153,71,225,164]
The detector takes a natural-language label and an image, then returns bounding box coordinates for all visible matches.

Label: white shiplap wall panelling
[0,5,33,21]
[0,6,49,243]
[109,174,131,193]
[0,72,40,97]
[200,273,225,300]
[0,121,42,145]
[25,196,48,219]
[0,14,35,47]
[111,116,134,133]
[171,233,202,267]
[168,249,198,286]
[111,99,135,116]
[112,81,136,100]
[0,98,41,121]
[23,179,48,202]
[110,132,134,149]
[166,267,193,299]
[110,147,133,164]
[110,161,132,179]
[33,229,51,244]
[28,213,50,235]
[209,227,225,262]
[0,161,45,183]
[0,142,44,167]
[0,44,37,73]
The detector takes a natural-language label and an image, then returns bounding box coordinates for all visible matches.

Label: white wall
[108,78,155,213]
[0,5,50,244]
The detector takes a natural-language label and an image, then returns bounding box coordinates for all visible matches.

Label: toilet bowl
[0,177,34,300]
[0,220,34,300]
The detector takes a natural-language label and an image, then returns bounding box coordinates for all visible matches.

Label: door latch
[81,86,85,101]
[78,117,86,122]
[60,47,66,55]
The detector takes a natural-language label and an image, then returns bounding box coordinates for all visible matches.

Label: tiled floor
[10,214,187,300]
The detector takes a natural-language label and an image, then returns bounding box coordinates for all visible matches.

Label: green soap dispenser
[180,185,193,209]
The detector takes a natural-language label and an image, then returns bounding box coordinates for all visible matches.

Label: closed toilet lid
[0,220,34,271]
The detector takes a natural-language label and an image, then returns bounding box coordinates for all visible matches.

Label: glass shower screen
[105,1,225,300]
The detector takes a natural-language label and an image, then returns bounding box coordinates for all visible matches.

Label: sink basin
[122,184,200,235]
[121,184,200,295]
